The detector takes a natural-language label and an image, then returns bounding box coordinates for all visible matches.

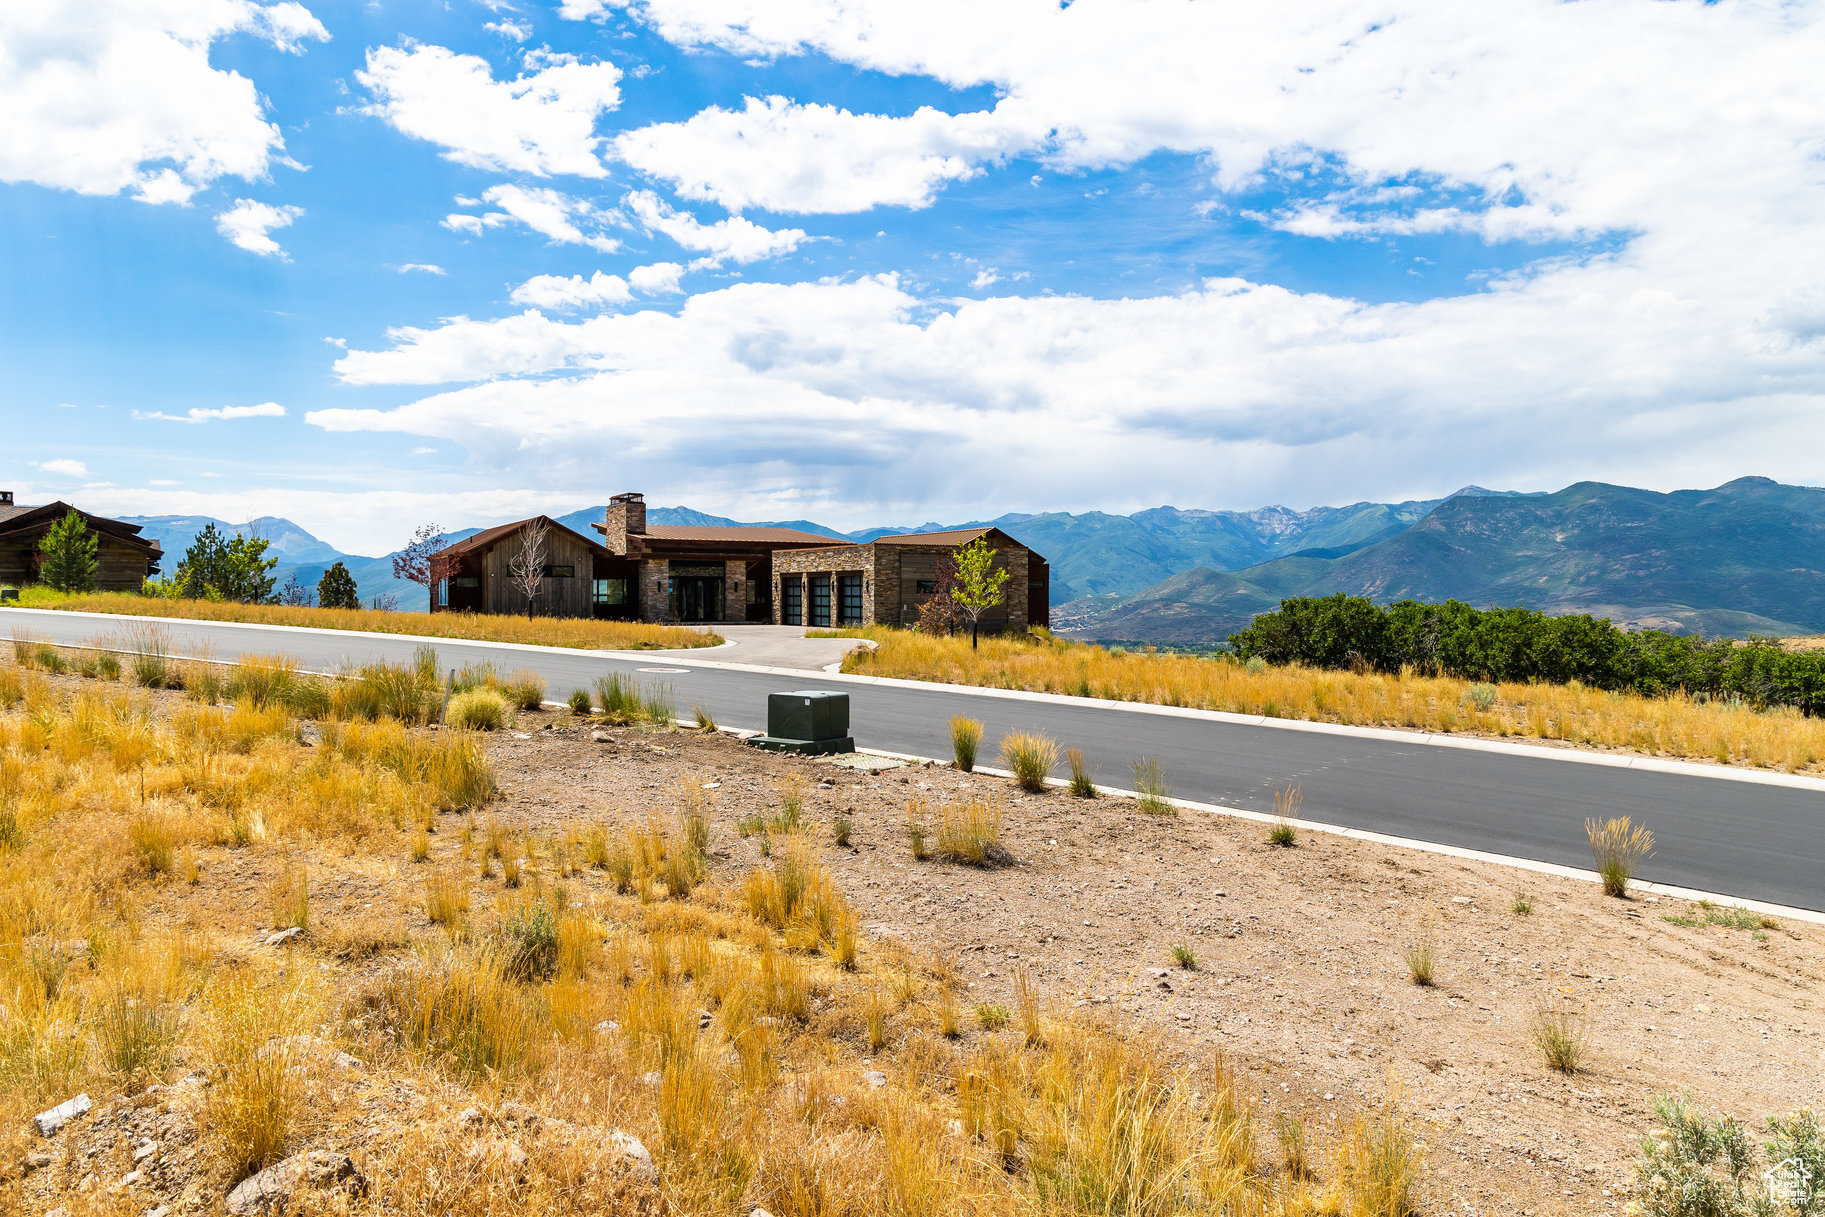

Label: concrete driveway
[651,624,872,672]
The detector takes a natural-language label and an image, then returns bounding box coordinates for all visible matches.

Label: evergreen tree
[36,509,98,593]
[316,562,360,610]
[176,524,279,603]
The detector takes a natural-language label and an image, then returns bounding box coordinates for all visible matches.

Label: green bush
[567,688,592,715]
[446,688,509,731]
[1229,593,1825,715]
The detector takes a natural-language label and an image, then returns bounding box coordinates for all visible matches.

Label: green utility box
[746,690,855,755]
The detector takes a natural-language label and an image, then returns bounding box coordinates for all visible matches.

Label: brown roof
[0,501,161,555]
[872,527,995,546]
[436,516,607,558]
[591,522,835,545]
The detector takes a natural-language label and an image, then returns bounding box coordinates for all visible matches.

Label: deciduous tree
[950,535,1010,649]
[393,523,457,609]
[507,518,550,619]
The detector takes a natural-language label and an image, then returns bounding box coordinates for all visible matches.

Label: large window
[782,576,803,625]
[592,578,627,606]
[837,573,864,625]
[809,574,832,628]
[915,579,938,595]
[540,564,575,578]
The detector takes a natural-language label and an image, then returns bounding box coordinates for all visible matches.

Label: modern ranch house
[430,492,1049,630]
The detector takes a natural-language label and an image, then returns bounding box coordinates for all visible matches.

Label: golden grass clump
[928,797,1008,867]
[1586,815,1655,896]
[841,627,1825,774]
[446,686,510,731]
[949,713,983,772]
[1000,730,1059,791]
[1532,1004,1590,1073]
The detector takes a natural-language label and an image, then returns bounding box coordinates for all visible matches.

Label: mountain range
[118,476,1825,643]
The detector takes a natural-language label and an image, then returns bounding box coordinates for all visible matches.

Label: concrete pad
[647,624,871,672]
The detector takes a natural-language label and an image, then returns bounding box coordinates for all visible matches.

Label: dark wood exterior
[0,495,162,591]
[433,516,634,619]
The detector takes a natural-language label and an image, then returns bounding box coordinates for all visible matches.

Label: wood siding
[477,526,599,617]
[0,535,156,592]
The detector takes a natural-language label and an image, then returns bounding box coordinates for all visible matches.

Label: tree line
[1226,594,1825,715]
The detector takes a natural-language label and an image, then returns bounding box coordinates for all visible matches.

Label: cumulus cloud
[628,262,684,294]
[215,200,303,257]
[444,184,619,250]
[38,459,89,478]
[623,190,805,264]
[356,43,621,177]
[0,0,328,204]
[485,20,531,41]
[509,270,632,310]
[614,95,1040,213]
[135,402,288,423]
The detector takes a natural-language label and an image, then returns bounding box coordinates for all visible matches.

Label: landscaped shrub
[501,669,547,711]
[950,714,983,772]
[999,731,1058,791]
[446,687,509,731]
[1586,816,1655,897]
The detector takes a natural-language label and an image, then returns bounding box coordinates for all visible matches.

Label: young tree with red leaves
[393,523,457,610]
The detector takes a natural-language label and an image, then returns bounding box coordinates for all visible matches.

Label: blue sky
[4,0,1823,553]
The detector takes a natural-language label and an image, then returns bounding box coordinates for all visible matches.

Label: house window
[541,564,575,578]
[809,574,832,628]
[451,576,481,589]
[915,579,938,595]
[837,573,864,625]
[593,578,627,606]
[782,576,803,625]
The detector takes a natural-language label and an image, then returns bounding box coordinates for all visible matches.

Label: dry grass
[1134,756,1173,814]
[1403,920,1437,986]
[1586,816,1656,897]
[0,649,1439,1217]
[446,686,510,731]
[949,713,984,772]
[18,587,721,649]
[843,627,1825,774]
[1000,730,1060,791]
[1532,1004,1590,1073]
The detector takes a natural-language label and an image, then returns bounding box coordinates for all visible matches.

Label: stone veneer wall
[770,547,873,625]
[723,559,747,622]
[639,559,669,622]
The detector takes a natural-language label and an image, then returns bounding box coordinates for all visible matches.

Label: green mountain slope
[1074,478,1825,644]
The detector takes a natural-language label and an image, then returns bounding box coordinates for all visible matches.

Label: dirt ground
[93,704,1825,1217]
[468,716,1824,1217]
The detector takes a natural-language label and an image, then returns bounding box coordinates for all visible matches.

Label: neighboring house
[771,527,1050,631]
[0,491,163,590]
[432,515,632,618]
[426,494,1052,628]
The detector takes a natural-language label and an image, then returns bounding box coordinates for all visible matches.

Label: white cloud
[38,459,89,478]
[309,264,1825,521]
[135,402,288,423]
[356,43,621,177]
[485,20,531,41]
[215,200,302,258]
[0,0,327,204]
[623,190,804,264]
[509,270,632,310]
[969,269,1000,289]
[628,262,683,294]
[444,184,620,251]
[614,95,1039,213]
[398,262,447,275]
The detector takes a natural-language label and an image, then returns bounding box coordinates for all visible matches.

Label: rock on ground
[33,1095,90,1138]
[225,1151,365,1216]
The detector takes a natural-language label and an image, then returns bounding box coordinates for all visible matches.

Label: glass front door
[782,575,803,625]
[837,573,863,625]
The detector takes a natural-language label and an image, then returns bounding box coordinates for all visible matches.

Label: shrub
[975,1002,1011,1030]
[833,816,852,846]
[1000,731,1058,791]
[934,799,1009,867]
[446,687,509,731]
[1634,1094,1771,1217]
[1403,924,1437,986]
[1065,747,1096,797]
[1532,1005,1588,1072]
[501,669,547,711]
[1133,757,1172,814]
[950,714,983,772]
[1586,816,1655,897]
[1462,682,1498,711]
[692,703,717,732]
[1511,892,1533,916]
[497,899,561,981]
[567,688,592,715]
[1170,944,1198,970]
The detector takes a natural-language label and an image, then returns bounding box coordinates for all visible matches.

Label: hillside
[1071,477,1825,644]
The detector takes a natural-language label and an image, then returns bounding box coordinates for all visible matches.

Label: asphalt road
[8,608,1824,911]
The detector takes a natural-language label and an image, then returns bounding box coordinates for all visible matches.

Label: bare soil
[470,718,1825,1217]
[29,696,1821,1216]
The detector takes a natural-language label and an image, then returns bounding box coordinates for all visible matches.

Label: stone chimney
[0,491,12,507]
[603,492,646,555]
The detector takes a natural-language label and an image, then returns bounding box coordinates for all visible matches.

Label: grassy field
[9,588,719,650]
[0,652,1428,1216]
[839,628,1825,773]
